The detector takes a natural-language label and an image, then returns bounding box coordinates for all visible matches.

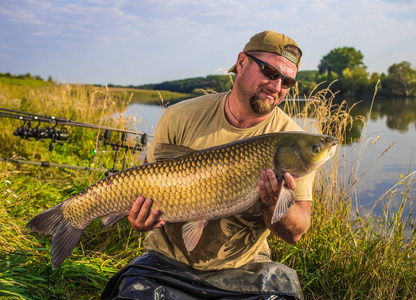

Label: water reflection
[336,97,415,218]
[345,97,416,133]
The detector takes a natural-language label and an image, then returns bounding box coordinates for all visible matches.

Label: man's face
[235,52,298,115]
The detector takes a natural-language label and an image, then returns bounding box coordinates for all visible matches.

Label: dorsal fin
[154,143,196,161]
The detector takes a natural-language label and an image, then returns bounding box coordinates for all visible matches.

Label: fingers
[259,170,280,207]
[284,172,297,191]
[128,196,166,232]
[263,169,281,195]
[259,170,296,206]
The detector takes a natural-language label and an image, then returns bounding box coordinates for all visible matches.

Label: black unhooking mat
[100,251,304,300]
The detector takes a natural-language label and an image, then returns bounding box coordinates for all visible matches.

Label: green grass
[0,79,160,299]
[0,79,415,299]
[275,83,416,299]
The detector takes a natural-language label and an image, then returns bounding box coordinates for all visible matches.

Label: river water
[120,97,416,218]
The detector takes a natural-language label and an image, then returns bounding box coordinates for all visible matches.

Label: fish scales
[61,135,275,229]
[27,132,338,269]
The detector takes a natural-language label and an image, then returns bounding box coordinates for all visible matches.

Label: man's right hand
[128,196,166,232]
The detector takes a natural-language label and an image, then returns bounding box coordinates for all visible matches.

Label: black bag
[101,251,304,300]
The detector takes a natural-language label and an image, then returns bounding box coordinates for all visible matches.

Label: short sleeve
[293,171,315,201]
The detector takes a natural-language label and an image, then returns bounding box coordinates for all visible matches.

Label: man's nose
[267,78,282,93]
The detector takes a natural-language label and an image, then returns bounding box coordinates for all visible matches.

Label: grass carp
[27,132,338,269]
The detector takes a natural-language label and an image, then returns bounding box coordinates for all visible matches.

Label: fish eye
[312,145,321,153]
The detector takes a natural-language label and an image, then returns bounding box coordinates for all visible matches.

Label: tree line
[4,46,415,99]
[136,47,416,98]
[0,72,54,82]
[136,75,234,95]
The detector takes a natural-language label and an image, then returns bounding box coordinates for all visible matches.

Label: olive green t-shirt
[144,92,315,270]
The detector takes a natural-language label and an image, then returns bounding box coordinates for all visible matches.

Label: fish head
[274,132,338,177]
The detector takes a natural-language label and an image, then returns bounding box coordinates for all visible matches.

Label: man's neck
[225,92,271,129]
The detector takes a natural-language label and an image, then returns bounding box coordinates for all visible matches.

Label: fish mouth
[327,139,339,158]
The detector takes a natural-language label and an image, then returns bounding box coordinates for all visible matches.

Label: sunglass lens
[282,77,296,88]
[262,65,296,87]
[261,64,280,80]
[251,54,296,88]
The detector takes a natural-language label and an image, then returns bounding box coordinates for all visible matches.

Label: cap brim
[228,64,237,74]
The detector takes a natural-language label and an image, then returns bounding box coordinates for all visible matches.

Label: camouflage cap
[229,30,302,73]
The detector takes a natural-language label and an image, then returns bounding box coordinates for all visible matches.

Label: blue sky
[1,0,415,86]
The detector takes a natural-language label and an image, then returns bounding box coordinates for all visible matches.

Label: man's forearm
[262,201,311,243]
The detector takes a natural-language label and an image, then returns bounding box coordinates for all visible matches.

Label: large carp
[27,132,338,269]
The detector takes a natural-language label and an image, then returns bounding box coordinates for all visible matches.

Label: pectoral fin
[271,181,296,224]
[102,212,128,230]
[182,220,209,252]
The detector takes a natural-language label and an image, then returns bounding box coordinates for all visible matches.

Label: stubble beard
[235,73,281,115]
[249,92,278,115]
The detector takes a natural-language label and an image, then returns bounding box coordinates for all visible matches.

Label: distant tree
[296,70,318,82]
[318,47,366,76]
[296,70,319,96]
[24,73,34,80]
[153,75,233,94]
[383,61,416,97]
[369,72,381,87]
[342,66,369,96]
[297,80,319,96]
[0,73,12,78]
[316,71,340,86]
[363,72,386,97]
[209,75,233,92]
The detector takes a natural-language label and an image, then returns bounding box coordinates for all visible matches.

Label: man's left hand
[259,169,296,208]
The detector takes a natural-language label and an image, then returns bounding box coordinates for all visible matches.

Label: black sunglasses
[245,53,297,88]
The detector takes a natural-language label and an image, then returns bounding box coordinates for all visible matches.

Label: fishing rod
[0,107,153,173]
[0,107,152,148]
[100,129,148,173]
[0,107,153,136]
[0,111,70,151]
[0,157,108,173]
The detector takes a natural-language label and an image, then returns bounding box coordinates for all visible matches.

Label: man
[102,30,313,300]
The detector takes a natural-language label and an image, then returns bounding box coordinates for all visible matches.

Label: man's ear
[236,52,249,73]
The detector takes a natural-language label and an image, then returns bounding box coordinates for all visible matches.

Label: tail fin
[26,202,85,270]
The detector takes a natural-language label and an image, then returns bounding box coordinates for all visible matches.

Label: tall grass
[0,81,150,299]
[0,79,415,299]
[270,82,416,299]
